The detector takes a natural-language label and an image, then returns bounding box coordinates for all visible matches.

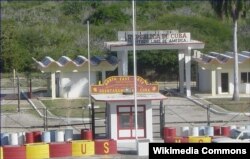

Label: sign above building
[91,76,159,94]
[118,30,191,45]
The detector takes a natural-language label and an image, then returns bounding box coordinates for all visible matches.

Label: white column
[178,50,185,94]
[185,47,192,97]
[211,69,216,96]
[51,72,56,99]
[102,71,106,82]
[47,73,51,96]
[117,50,128,76]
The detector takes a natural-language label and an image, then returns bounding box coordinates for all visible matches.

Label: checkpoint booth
[90,76,167,146]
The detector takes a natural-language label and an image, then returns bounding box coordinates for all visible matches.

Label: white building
[33,55,118,99]
[91,76,166,146]
[193,51,250,96]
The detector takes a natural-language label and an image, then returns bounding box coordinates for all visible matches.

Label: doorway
[117,105,146,139]
[221,73,229,93]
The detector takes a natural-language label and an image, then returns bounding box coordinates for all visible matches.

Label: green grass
[41,99,106,118]
[1,103,39,118]
[1,105,19,112]
[2,1,250,73]
[207,98,250,112]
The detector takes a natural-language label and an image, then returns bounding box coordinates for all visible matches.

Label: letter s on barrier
[104,142,109,154]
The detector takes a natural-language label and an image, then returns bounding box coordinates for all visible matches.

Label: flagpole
[87,21,91,107]
[132,0,138,140]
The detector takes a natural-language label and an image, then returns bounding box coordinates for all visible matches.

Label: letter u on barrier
[81,144,86,154]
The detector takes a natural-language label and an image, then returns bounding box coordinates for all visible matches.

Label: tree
[210,0,248,101]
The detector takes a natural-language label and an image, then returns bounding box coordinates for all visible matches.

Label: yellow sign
[91,76,158,94]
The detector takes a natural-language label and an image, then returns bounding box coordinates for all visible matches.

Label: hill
[1,1,250,80]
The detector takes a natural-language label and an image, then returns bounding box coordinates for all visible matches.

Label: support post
[211,69,216,96]
[185,47,192,97]
[51,72,56,99]
[178,50,185,94]
[117,50,128,76]
[102,71,106,82]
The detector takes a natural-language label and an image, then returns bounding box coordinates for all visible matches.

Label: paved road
[2,95,250,133]
[1,95,250,159]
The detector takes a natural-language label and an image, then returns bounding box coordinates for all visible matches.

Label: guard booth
[90,76,167,144]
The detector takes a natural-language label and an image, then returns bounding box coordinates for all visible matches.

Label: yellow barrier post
[0,147,3,159]
[26,143,49,159]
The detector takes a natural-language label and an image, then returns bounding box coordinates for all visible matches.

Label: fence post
[91,102,95,140]
[43,108,48,131]
[17,76,20,112]
[160,100,165,138]
[207,104,211,126]
[29,78,32,99]
[43,108,46,131]
[46,108,48,131]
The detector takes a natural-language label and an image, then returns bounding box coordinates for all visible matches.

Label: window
[117,105,146,139]
[249,72,250,82]
[133,112,145,128]
[119,113,130,129]
[241,72,250,83]
[119,112,145,129]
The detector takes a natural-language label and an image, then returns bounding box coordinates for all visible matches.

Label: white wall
[239,62,250,94]
[198,66,211,92]
[198,62,250,95]
[59,72,97,98]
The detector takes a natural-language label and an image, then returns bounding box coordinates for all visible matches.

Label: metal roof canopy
[33,55,118,72]
[193,50,250,64]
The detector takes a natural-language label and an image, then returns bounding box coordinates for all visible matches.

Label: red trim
[117,105,146,140]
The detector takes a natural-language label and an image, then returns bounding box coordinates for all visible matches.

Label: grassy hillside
[1,1,250,80]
